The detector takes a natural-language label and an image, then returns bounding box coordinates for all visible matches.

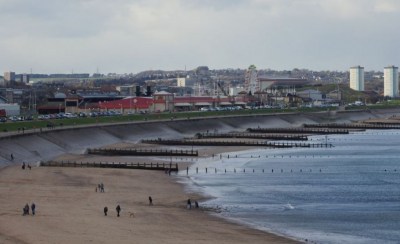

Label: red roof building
[98,97,153,113]
[97,94,247,113]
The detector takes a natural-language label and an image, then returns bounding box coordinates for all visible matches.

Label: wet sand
[0,161,299,244]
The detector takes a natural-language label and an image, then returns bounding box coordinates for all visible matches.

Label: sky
[0,0,399,74]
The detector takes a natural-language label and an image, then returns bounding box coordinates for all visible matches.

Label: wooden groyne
[194,132,308,141]
[87,148,198,157]
[40,161,179,171]
[362,121,400,126]
[304,123,400,130]
[141,139,333,148]
[246,127,349,134]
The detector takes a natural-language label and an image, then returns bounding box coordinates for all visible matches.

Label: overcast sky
[1,0,399,74]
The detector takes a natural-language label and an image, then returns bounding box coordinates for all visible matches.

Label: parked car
[8,116,24,122]
[64,113,77,118]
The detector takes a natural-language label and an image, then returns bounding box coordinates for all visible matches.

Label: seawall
[0,109,398,167]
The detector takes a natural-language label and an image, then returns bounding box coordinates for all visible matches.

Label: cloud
[374,0,400,13]
[0,0,399,73]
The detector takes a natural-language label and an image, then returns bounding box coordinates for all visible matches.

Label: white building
[116,85,135,96]
[229,87,245,96]
[349,66,364,91]
[21,74,29,83]
[384,65,399,98]
[177,78,186,87]
[0,103,20,116]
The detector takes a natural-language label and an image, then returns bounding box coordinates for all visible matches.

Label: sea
[178,129,400,244]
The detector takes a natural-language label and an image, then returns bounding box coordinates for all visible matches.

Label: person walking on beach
[104,206,108,216]
[187,199,192,209]
[31,203,36,215]
[23,203,29,215]
[11,154,14,161]
[149,196,153,206]
[100,183,104,193]
[22,162,25,170]
[116,205,121,217]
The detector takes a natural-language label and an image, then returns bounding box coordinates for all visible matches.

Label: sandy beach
[0,158,299,244]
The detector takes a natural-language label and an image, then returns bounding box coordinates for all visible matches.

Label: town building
[98,97,154,114]
[349,66,364,91]
[0,88,25,105]
[296,89,324,101]
[153,91,174,112]
[177,78,186,87]
[4,71,15,82]
[384,65,399,98]
[3,71,15,86]
[20,74,30,83]
[258,78,309,93]
[116,85,135,96]
[229,87,245,96]
[0,103,20,116]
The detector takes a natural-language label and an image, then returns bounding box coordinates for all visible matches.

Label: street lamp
[133,99,137,114]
